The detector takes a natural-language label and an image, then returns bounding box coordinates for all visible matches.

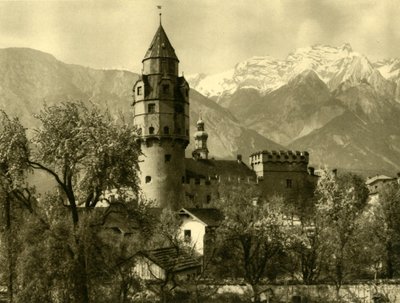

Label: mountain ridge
[0,47,282,164]
[187,43,400,174]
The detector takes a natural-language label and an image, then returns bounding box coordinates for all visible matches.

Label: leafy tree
[362,182,400,278]
[24,101,142,302]
[288,218,326,285]
[315,170,368,296]
[378,182,400,278]
[0,101,144,303]
[0,110,34,303]
[215,184,288,303]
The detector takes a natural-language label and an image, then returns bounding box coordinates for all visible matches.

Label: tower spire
[157,5,162,25]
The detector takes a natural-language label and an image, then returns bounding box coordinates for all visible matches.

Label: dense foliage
[1,101,400,303]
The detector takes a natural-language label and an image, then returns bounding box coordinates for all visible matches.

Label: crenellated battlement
[249,150,309,165]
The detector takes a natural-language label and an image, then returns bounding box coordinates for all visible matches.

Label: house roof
[138,247,201,273]
[184,158,255,180]
[143,25,179,62]
[366,175,395,185]
[178,208,224,227]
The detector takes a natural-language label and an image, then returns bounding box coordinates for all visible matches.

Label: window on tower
[149,127,155,135]
[137,86,142,95]
[163,126,169,135]
[165,154,171,162]
[286,179,293,188]
[162,84,170,94]
[148,103,155,113]
[145,176,151,183]
[175,104,183,113]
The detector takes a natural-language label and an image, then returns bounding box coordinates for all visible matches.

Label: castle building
[132,23,317,210]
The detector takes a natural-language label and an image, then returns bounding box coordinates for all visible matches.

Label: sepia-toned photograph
[1,0,400,302]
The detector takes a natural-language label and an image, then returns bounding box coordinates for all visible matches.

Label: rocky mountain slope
[188,44,400,174]
[0,47,282,163]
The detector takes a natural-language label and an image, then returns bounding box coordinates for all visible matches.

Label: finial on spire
[157,5,162,25]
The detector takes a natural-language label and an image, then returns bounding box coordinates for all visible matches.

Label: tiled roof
[179,208,224,227]
[139,247,201,273]
[366,175,395,185]
[143,25,179,61]
[184,158,255,180]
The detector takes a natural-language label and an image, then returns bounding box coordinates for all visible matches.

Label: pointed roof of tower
[143,25,179,62]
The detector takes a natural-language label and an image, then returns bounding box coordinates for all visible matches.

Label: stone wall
[215,283,400,302]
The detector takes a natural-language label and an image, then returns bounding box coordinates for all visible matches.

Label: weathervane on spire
[157,5,162,25]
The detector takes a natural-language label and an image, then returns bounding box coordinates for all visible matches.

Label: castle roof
[185,158,255,179]
[137,247,201,273]
[178,208,224,227]
[143,25,179,62]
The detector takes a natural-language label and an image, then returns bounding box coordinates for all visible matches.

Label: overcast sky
[0,0,399,74]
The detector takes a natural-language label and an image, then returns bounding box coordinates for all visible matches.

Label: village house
[177,208,224,256]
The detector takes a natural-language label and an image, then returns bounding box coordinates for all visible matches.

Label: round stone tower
[132,24,190,208]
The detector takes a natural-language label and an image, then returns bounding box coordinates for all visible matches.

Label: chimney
[332,168,337,177]
[237,154,242,163]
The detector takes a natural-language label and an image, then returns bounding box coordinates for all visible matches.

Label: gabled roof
[366,175,395,185]
[179,208,224,227]
[143,25,179,62]
[184,158,255,180]
[138,247,200,273]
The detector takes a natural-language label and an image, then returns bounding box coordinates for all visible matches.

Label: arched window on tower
[149,127,155,135]
[163,126,169,135]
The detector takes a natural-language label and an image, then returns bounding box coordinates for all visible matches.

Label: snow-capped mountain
[189,44,400,174]
[373,58,400,80]
[188,43,398,100]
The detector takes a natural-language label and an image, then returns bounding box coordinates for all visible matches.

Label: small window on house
[286,179,293,188]
[148,103,155,113]
[137,86,142,95]
[186,129,189,136]
[163,126,169,134]
[182,176,185,183]
[176,127,181,134]
[149,127,155,135]
[165,154,171,162]
[184,230,191,242]
[145,176,151,183]
[162,84,170,94]
[206,195,211,204]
